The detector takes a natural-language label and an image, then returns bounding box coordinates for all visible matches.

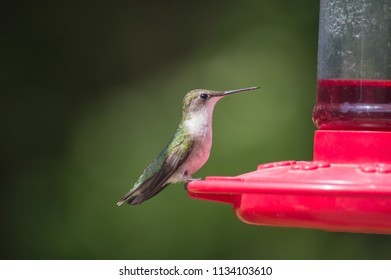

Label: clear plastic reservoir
[312,0,391,130]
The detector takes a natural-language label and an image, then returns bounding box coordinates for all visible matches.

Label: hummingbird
[117,86,259,206]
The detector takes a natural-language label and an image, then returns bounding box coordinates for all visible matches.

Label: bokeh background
[2,0,391,259]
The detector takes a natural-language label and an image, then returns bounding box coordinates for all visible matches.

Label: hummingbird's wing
[117,126,194,206]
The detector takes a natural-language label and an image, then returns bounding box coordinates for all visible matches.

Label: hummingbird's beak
[213,86,260,97]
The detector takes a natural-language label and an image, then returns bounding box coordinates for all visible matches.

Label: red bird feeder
[187,0,391,234]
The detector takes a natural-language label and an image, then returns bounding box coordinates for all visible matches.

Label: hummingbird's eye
[200,93,209,99]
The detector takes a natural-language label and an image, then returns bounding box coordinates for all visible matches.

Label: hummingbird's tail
[116,189,137,206]
[116,198,128,206]
[117,182,169,206]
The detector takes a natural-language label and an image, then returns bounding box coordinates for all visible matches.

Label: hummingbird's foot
[183,178,201,190]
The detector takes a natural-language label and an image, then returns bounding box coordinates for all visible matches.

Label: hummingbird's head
[182,87,259,116]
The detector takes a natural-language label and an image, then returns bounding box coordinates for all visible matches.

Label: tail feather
[117,183,170,206]
[117,176,155,206]
[128,183,169,205]
[117,161,176,206]
[116,188,138,206]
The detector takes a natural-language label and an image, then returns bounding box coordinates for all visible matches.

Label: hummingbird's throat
[184,97,219,138]
[184,111,209,138]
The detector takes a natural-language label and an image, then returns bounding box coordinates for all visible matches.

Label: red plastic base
[188,130,391,234]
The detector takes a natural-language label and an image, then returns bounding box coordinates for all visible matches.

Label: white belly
[168,110,213,183]
[180,130,212,175]
[167,127,212,184]
[167,97,222,184]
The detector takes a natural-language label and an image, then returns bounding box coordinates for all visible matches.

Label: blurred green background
[2,0,391,259]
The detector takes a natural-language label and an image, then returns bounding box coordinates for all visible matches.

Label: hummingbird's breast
[179,110,213,177]
[183,126,212,175]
